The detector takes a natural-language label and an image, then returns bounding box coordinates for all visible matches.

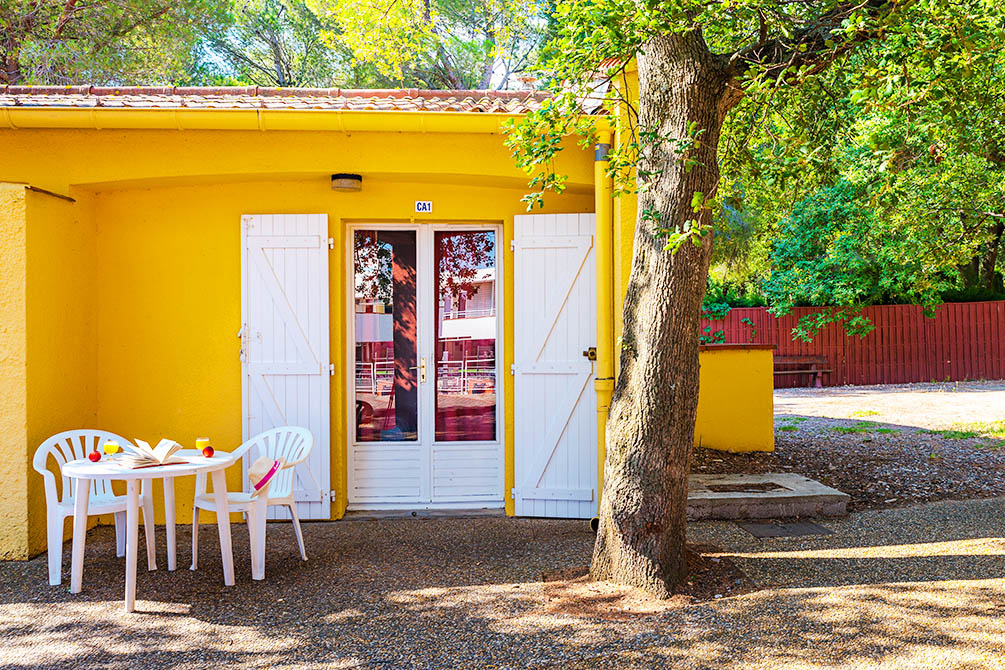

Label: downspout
[593,125,615,508]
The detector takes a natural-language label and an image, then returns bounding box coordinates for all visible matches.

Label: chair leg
[141,488,157,571]
[288,503,307,561]
[46,511,65,586]
[190,507,200,571]
[247,505,265,581]
[114,511,126,558]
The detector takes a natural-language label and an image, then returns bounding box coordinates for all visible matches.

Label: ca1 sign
[415,200,433,213]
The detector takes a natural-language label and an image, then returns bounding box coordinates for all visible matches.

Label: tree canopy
[1,0,230,85]
[306,0,549,89]
[3,0,553,89]
[193,0,351,87]
[712,0,1005,336]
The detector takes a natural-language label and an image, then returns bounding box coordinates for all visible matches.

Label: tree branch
[53,0,79,39]
[728,0,913,83]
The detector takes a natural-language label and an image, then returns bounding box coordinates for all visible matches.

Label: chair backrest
[241,426,314,500]
[33,430,135,503]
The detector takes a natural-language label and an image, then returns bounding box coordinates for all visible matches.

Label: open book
[120,438,186,469]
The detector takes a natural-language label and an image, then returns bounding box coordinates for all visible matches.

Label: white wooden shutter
[513,213,597,518]
[242,214,331,519]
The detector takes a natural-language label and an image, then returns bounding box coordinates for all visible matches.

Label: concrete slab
[687,473,849,520]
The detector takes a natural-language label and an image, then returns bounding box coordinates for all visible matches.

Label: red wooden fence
[700,301,1005,387]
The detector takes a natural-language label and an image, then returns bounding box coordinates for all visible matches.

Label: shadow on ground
[2,500,1004,669]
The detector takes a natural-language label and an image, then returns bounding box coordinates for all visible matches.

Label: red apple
[202,446,215,458]
[88,448,101,462]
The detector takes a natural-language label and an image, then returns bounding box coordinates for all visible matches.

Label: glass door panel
[353,230,419,442]
[433,230,497,442]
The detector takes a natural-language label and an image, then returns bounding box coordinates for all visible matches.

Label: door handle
[419,357,427,383]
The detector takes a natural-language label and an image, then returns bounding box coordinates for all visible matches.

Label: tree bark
[590,29,735,597]
[479,29,496,89]
[980,220,1004,292]
[2,53,21,85]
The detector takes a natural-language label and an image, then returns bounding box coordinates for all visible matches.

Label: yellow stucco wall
[0,185,30,559]
[89,177,592,526]
[696,347,775,452]
[0,128,594,195]
[0,126,594,540]
[25,188,100,554]
[613,66,639,358]
[0,185,99,558]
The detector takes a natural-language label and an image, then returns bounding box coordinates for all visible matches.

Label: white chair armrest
[36,468,60,507]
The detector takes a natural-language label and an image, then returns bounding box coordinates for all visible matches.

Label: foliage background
[4,0,1003,337]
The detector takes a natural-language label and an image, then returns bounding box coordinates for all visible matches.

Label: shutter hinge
[238,324,247,363]
[328,237,335,250]
[510,363,516,375]
[323,490,338,502]
[329,363,335,376]
[510,239,516,252]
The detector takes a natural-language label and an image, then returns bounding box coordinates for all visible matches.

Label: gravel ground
[694,380,1005,511]
[3,500,1004,670]
[774,381,1005,428]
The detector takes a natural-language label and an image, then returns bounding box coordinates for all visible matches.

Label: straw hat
[248,456,284,497]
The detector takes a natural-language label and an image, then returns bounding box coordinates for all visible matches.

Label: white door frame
[345,222,505,509]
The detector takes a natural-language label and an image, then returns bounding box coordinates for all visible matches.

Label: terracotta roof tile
[0,86,550,114]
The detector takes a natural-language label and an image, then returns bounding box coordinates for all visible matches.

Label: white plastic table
[61,451,264,612]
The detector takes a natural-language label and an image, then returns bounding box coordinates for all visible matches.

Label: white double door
[347,224,504,509]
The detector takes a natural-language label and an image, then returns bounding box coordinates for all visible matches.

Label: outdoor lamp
[331,173,363,191]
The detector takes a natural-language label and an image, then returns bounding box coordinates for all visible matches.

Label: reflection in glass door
[353,230,419,442]
[434,230,497,442]
[350,225,502,507]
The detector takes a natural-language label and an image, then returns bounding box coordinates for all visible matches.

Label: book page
[152,439,182,463]
[132,439,157,460]
[122,438,185,467]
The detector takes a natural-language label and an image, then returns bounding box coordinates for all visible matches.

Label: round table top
[62,449,235,480]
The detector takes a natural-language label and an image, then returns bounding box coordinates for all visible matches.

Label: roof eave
[0,106,610,133]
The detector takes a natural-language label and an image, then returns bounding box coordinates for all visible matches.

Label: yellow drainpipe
[593,124,615,504]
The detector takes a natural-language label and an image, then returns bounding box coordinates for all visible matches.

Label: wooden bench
[773,355,831,388]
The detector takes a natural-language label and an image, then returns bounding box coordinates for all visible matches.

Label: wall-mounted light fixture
[331,173,363,192]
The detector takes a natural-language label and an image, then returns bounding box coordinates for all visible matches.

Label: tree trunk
[590,30,735,597]
[980,220,1004,292]
[479,30,496,89]
[3,60,18,85]
[3,47,22,85]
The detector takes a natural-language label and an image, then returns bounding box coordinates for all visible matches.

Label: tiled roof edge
[0,85,551,101]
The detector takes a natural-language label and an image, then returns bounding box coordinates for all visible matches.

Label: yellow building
[0,86,772,560]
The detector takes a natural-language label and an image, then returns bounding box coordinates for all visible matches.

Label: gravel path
[695,381,1005,511]
[774,380,1005,429]
[3,501,1004,669]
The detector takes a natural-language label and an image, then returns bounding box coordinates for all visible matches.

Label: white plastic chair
[190,426,314,570]
[33,430,157,586]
